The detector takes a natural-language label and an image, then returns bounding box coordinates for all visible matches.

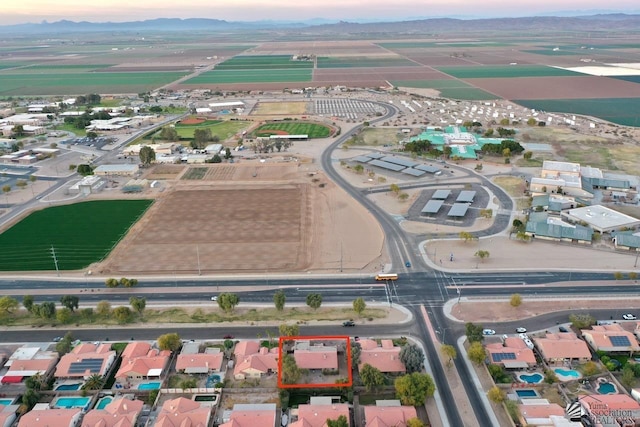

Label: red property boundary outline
[277,335,352,389]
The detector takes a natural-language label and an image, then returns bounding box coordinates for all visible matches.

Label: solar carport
[448,203,469,217]
[368,159,405,172]
[456,190,476,203]
[421,200,444,215]
[432,189,451,200]
[352,155,373,163]
[402,168,426,177]
[381,156,418,168]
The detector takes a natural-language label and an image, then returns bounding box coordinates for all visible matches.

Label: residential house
[578,394,640,426]
[55,343,116,380]
[81,397,143,427]
[0,404,18,427]
[291,402,350,427]
[486,338,536,369]
[233,341,261,359]
[176,343,223,374]
[581,324,640,354]
[293,341,338,371]
[358,339,405,374]
[115,342,171,381]
[363,400,417,427]
[234,347,278,380]
[154,397,211,427]
[219,403,276,427]
[533,333,592,366]
[518,401,572,427]
[1,345,58,384]
[17,408,82,427]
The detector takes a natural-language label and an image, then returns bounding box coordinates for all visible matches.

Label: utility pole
[50,245,60,277]
[196,245,201,276]
[340,242,343,273]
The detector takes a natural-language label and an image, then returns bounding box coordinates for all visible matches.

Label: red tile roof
[219,410,276,427]
[176,353,224,372]
[18,408,81,427]
[154,397,211,427]
[534,332,591,361]
[290,404,350,427]
[359,340,405,373]
[294,343,338,370]
[55,343,116,378]
[364,405,417,427]
[81,397,143,427]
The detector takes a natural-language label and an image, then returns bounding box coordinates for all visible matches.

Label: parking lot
[61,135,117,151]
[311,98,386,120]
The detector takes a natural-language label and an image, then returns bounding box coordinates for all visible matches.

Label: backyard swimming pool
[52,396,91,409]
[194,394,219,403]
[554,368,581,381]
[55,383,82,391]
[96,396,113,410]
[515,389,540,398]
[518,373,543,384]
[0,398,15,405]
[205,374,222,388]
[597,382,617,394]
[137,381,161,390]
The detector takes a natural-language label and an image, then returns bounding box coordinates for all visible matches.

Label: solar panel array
[352,155,372,163]
[366,152,385,159]
[68,358,104,374]
[415,165,440,173]
[432,189,451,200]
[368,159,405,172]
[402,168,426,177]
[381,156,418,168]
[457,190,477,203]
[609,336,631,346]
[351,153,441,178]
[491,352,516,362]
[448,203,469,217]
[421,200,444,214]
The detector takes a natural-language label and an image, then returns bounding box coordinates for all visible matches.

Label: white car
[516,327,527,333]
[482,329,496,336]
[622,314,637,320]
[210,296,218,302]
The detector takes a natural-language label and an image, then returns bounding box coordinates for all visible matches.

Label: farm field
[317,56,418,68]
[253,122,332,138]
[378,41,513,49]
[436,65,583,79]
[213,55,314,69]
[185,69,312,84]
[390,79,497,100]
[0,200,153,271]
[515,98,640,127]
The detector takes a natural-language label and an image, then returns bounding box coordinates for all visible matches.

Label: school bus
[375,273,398,281]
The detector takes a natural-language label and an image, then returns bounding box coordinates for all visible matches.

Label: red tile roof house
[17,408,82,427]
[115,342,171,383]
[581,324,640,355]
[517,401,565,426]
[1,345,58,385]
[363,401,417,427]
[219,403,277,427]
[579,394,640,425]
[154,397,211,427]
[54,343,116,380]
[290,403,350,427]
[0,404,18,427]
[533,332,592,366]
[233,347,278,380]
[81,397,143,427]
[176,351,224,374]
[358,339,406,374]
[486,338,536,369]
[293,341,338,371]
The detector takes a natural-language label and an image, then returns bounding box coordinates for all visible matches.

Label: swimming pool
[554,368,581,381]
[515,389,539,398]
[96,396,113,410]
[55,383,82,391]
[52,396,91,409]
[597,382,617,394]
[194,394,218,403]
[205,374,222,388]
[137,381,161,390]
[519,373,543,384]
[0,398,15,406]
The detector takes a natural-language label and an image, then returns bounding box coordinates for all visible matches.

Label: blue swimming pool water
[0,398,14,405]
[205,374,222,388]
[554,368,580,378]
[137,381,161,390]
[55,383,82,391]
[519,373,543,384]
[53,396,91,409]
[96,396,113,410]
[515,389,539,398]
[598,382,617,394]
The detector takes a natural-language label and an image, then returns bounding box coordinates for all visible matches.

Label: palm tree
[83,374,103,390]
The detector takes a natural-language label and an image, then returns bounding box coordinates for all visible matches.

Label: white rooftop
[542,160,581,174]
[565,205,640,230]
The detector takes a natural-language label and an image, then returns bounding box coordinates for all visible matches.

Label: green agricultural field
[514,98,640,127]
[436,65,583,79]
[378,42,511,49]
[253,122,332,138]
[391,79,497,100]
[522,49,582,56]
[214,55,313,70]
[186,69,312,84]
[317,56,418,68]
[0,71,187,96]
[171,120,250,141]
[0,200,153,271]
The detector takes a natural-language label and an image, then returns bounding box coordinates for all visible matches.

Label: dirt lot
[97,162,385,275]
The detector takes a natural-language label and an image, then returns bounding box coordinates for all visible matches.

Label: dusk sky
[2,0,639,25]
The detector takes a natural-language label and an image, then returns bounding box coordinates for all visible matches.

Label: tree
[119,277,130,287]
[326,415,349,427]
[56,332,74,355]
[399,344,424,373]
[15,180,27,189]
[192,128,212,149]
[467,342,486,365]
[389,183,400,194]
[273,290,286,311]
[77,164,94,176]
[441,344,457,368]
[510,293,522,308]
[459,231,477,243]
[160,126,179,141]
[465,323,485,343]
[406,419,425,427]
[36,301,56,319]
[353,164,364,174]
[2,184,12,198]
[211,154,222,163]
[25,373,46,391]
[306,293,323,310]
[279,323,299,337]
[0,296,19,316]
[360,363,385,391]
[621,365,636,388]
[582,361,599,376]
[217,293,240,313]
[22,295,34,312]
[474,250,490,264]
[129,296,146,315]
[83,374,104,390]
[613,272,624,280]
[523,151,533,160]
[113,306,133,324]
[353,297,366,316]
[21,388,40,408]
[224,147,232,159]
[96,300,112,317]
[515,231,531,242]
[569,313,595,329]
[29,175,37,184]
[86,131,98,139]
[157,333,182,351]
[282,354,302,384]
[394,372,436,405]
[351,342,361,369]
[11,124,25,137]
[56,307,73,324]
[487,386,506,403]
[180,378,198,389]
[139,146,156,167]
[629,272,638,281]
[398,192,409,201]
[60,295,79,312]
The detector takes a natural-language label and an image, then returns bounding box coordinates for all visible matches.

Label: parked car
[559,326,569,333]
[52,336,62,342]
[482,329,496,336]
[623,314,637,320]
[342,320,356,327]
[210,296,218,301]
[516,327,527,333]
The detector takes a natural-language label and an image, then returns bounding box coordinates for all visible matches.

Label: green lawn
[436,65,583,79]
[391,79,497,100]
[168,120,250,140]
[186,69,312,84]
[0,200,153,271]
[317,56,418,68]
[514,98,640,127]
[253,122,332,138]
[213,55,313,70]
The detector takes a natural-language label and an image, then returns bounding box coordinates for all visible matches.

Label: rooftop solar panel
[381,156,418,168]
[456,190,477,203]
[448,203,469,217]
[491,352,516,362]
[402,168,426,177]
[68,358,104,374]
[421,200,444,214]
[368,159,406,172]
[352,155,373,163]
[609,336,631,346]
[432,189,451,200]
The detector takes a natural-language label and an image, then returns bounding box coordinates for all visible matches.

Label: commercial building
[93,164,139,176]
